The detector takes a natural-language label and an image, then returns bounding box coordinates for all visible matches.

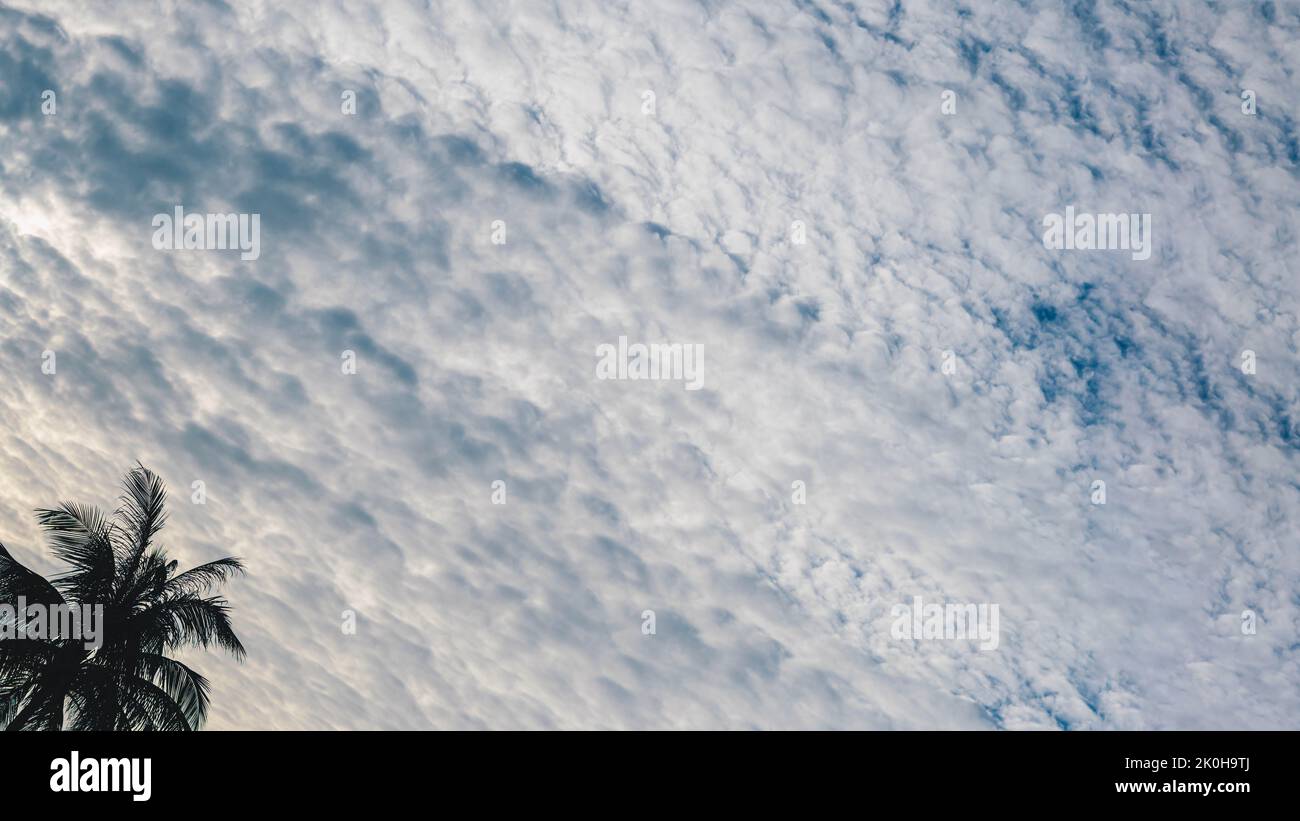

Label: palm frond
[0,541,66,609]
[2,667,68,731]
[34,505,116,602]
[116,465,168,587]
[129,595,247,661]
[68,666,193,731]
[119,548,172,612]
[136,653,210,728]
[158,557,245,600]
[0,644,55,730]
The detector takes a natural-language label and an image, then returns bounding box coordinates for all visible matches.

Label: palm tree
[0,464,244,730]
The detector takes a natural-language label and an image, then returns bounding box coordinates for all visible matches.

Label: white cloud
[0,0,1297,729]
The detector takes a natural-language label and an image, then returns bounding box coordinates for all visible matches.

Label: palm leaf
[116,465,168,588]
[131,595,247,661]
[34,505,116,602]
[158,557,245,600]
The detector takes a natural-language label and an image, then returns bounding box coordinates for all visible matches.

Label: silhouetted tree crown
[0,465,244,730]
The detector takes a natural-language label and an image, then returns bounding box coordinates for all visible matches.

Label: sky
[0,0,1297,729]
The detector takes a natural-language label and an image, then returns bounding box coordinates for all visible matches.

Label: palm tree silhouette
[0,465,244,730]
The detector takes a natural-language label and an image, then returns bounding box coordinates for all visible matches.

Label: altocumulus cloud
[0,0,1297,729]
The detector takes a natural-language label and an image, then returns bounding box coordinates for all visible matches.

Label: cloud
[0,0,1296,729]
